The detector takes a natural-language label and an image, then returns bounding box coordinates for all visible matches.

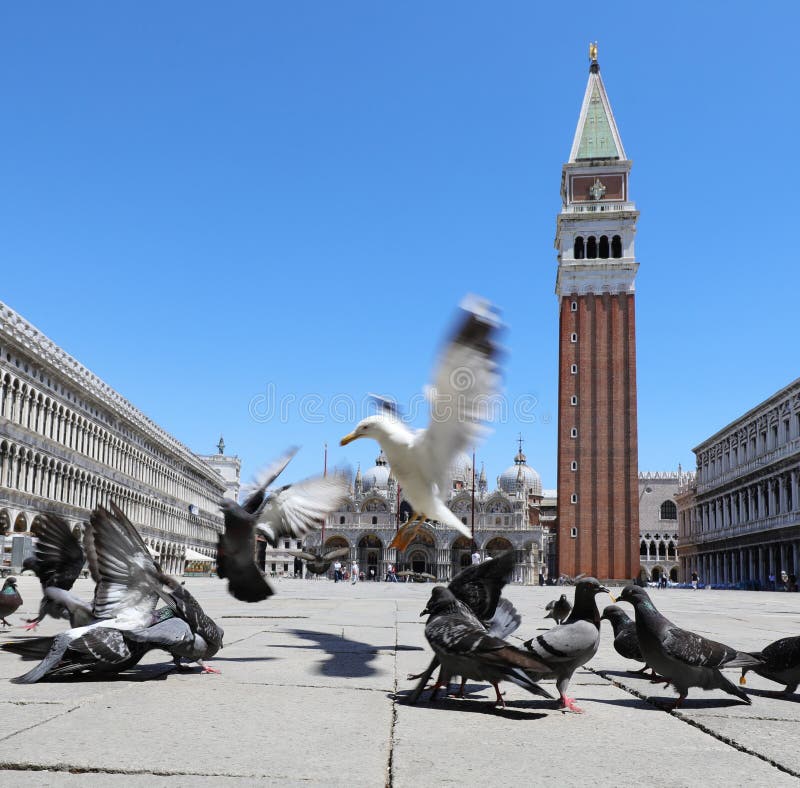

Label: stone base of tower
[556,292,639,581]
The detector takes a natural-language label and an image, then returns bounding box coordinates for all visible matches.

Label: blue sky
[2,3,798,490]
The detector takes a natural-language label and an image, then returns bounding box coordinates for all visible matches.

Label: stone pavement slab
[0,576,798,785]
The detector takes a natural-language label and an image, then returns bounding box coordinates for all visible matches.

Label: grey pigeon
[600,604,651,674]
[545,594,572,625]
[0,577,22,626]
[408,550,520,702]
[421,586,553,707]
[740,635,800,697]
[616,584,761,708]
[22,513,92,630]
[218,449,349,602]
[288,547,350,576]
[523,576,611,713]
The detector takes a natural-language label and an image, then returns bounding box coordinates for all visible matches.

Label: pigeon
[22,513,92,630]
[4,607,178,684]
[523,576,611,713]
[600,604,650,674]
[218,449,350,602]
[616,584,761,708]
[421,586,553,707]
[739,635,800,697]
[0,577,22,626]
[545,594,572,625]
[396,570,437,583]
[408,550,520,702]
[287,547,350,576]
[339,296,502,551]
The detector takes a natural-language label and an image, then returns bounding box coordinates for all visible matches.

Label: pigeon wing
[413,297,502,500]
[259,474,350,541]
[448,549,514,619]
[661,627,743,669]
[239,448,298,513]
[288,550,319,562]
[86,503,165,622]
[762,636,800,672]
[33,514,85,590]
[322,547,350,561]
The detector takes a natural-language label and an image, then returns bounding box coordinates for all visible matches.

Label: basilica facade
[0,301,238,573]
[305,443,550,584]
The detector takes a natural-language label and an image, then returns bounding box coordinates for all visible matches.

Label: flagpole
[471,447,476,550]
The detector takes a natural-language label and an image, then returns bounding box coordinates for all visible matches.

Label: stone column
[791,471,799,512]
[780,543,788,581]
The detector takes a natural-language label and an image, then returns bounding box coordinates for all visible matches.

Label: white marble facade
[0,302,236,573]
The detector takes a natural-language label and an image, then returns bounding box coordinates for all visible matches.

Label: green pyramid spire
[576,82,620,160]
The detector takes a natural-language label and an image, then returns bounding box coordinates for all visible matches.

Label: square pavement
[1,575,798,786]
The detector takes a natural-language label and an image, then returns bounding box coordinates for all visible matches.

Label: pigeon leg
[23,620,40,632]
[491,682,506,707]
[172,657,192,672]
[666,694,686,710]
[198,660,221,674]
[1,618,10,627]
[449,678,467,698]
[408,657,439,704]
[632,664,651,675]
[558,694,584,713]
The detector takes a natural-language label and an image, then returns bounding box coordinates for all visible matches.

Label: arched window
[660,500,677,520]
[611,235,622,258]
[339,516,345,525]
[658,542,667,558]
[599,235,609,259]
[586,236,597,259]
[640,540,648,557]
[573,236,585,259]
[371,516,377,525]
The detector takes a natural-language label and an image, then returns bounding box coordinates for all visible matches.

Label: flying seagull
[340,296,502,551]
[421,586,552,707]
[287,547,350,576]
[544,594,572,625]
[22,513,92,630]
[739,635,800,698]
[218,449,350,601]
[0,577,22,626]
[616,585,761,708]
[600,604,651,675]
[523,577,612,713]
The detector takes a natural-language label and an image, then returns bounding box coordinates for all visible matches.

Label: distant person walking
[333,560,342,583]
[691,571,698,590]
[471,550,481,566]
[351,561,359,584]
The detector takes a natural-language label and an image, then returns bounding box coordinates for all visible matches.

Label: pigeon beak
[340,431,359,446]
[420,607,430,617]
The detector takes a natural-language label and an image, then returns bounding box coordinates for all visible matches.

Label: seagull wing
[414,297,502,500]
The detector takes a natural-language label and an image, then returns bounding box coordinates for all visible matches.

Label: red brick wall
[557,292,639,580]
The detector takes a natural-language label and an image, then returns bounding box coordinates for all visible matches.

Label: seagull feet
[558,695,584,714]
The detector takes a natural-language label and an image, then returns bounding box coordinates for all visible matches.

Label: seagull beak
[340,431,359,446]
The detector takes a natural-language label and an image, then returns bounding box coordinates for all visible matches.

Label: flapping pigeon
[739,635,800,697]
[545,594,572,625]
[600,604,650,674]
[523,577,611,713]
[0,577,22,626]
[218,449,350,602]
[421,586,552,707]
[616,585,761,708]
[22,513,92,630]
[397,570,437,583]
[340,296,502,551]
[408,551,520,702]
[287,547,350,576]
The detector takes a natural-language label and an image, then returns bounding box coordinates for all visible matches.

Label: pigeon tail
[715,671,752,704]
[723,651,764,669]
[11,633,72,684]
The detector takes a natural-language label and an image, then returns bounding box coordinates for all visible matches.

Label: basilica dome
[362,451,391,492]
[498,446,542,496]
[447,452,473,486]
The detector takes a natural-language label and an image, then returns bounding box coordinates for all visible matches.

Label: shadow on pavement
[392,688,549,720]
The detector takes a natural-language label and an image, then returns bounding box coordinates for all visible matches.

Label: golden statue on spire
[589,41,598,62]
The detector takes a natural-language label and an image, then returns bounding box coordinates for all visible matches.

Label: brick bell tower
[555,44,639,581]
